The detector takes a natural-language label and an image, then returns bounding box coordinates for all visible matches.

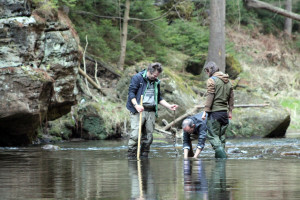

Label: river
[0,137,300,200]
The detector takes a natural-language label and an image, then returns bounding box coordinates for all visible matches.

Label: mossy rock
[226,90,290,138]
[226,54,242,79]
[47,113,74,140]
[157,68,198,126]
[185,53,207,76]
[75,101,125,140]
[81,115,107,140]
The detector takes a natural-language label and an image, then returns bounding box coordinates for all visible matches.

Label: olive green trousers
[128,111,156,156]
[207,118,228,150]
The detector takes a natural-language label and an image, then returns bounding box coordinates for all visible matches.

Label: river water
[0,137,300,200]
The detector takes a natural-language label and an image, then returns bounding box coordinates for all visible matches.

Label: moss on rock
[226,54,242,79]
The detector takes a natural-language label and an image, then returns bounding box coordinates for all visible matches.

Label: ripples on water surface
[0,138,300,200]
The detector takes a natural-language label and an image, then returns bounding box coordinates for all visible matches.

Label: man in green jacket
[201,61,234,158]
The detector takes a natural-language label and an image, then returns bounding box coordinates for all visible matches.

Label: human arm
[184,148,189,159]
[228,88,234,119]
[193,118,207,158]
[204,78,215,112]
[159,99,178,111]
[183,131,192,159]
[128,75,144,112]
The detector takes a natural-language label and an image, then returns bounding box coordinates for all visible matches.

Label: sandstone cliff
[0,0,81,145]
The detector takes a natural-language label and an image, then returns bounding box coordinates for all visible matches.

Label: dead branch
[78,67,107,96]
[85,53,121,78]
[163,104,270,131]
[94,61,100,86]
[154,128,181,139]
[83,35,91,95]
[245,0,300,21]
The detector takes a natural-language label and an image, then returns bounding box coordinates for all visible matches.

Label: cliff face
[0,0,81,145]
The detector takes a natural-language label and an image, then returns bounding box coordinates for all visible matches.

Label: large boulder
[0,66,53,145]
[0,0,80,145]
[74,101,125,140]
[226,90,290,138]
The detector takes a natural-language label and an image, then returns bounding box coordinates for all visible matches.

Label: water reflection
[128,159,155,199]
[208,160,230,200]
[1,139,300,199]
[184,159,208,199]
[184,159,231,200]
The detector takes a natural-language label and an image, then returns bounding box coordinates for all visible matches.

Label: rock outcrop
[226,90,291,138]
[0,0,80,145]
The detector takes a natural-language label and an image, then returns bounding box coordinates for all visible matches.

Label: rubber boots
[215,146,227,159]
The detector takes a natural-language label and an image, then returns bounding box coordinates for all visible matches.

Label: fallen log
[85,53,121,78]
[281,152,300,156]
[154,128,181,139]
[245,0,300,22]
[78,67,107,96]
[163,103,270,131]
[154,128,173,136]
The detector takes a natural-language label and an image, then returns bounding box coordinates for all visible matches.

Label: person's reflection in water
[128,159,155,199]
[208,160,230,200]
[184,160,208,200]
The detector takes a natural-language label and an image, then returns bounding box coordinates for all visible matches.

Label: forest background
[40,0,300,141]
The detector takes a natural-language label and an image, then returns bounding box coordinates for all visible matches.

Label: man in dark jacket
[182,112,208,159]
[126,63,178,158]
[201,61,234,158]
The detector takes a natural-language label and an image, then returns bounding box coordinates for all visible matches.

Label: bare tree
[284,0,292,35]
[118,0,130,70]
[207,0,226,73]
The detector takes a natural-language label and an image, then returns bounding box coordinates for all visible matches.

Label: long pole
[137,95,143,159]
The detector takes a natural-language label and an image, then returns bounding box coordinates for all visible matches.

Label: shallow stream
[1,137,300,199]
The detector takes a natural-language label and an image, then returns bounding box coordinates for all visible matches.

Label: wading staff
[137,95,143,159]
[137,160,144,198]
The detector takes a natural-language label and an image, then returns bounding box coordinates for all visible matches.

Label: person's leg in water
[140,111,155,158]
[128,112,146,159]
[207,114,227,158]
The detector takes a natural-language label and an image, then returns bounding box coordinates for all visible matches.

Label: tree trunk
[118,0,130,70]
[207,0,226,73]
[245,0,300,21]
[284,0,292,35]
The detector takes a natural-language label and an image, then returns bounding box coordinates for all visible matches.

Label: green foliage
[165,19,209,56]
[32,0,78,8]
[226,0,259,26]
[226,0,300,35]
[73,17,121,62]
[70,0,169,65]
[68,0,299,67]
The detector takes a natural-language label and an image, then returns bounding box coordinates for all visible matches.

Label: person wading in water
[201,61,234,158]
[126,63,178,159]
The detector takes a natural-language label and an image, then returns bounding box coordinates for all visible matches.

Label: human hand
[135,105,144,113]
[228,111,232,120]
[201,111,206,120]
[169,104,178,111]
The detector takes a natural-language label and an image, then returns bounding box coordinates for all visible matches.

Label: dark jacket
[183,112,208,150]
[126,69,163,116]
